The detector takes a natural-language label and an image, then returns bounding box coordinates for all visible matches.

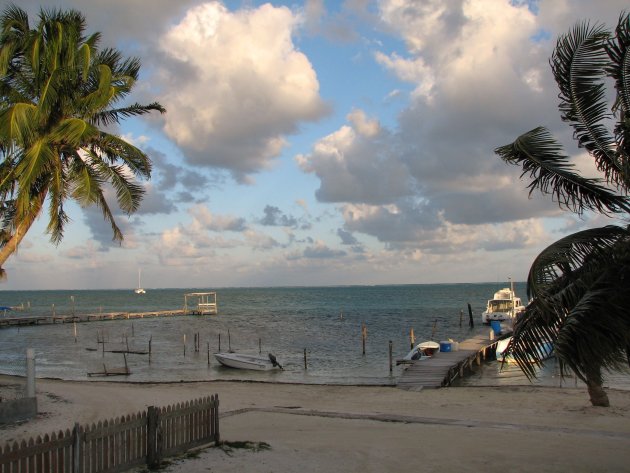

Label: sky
[2,0,628,290]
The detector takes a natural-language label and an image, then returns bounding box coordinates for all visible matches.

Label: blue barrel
[439,341,452,352]
[490,320,502,335]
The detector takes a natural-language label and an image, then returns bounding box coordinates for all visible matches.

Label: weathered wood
[398,333,508,390]
[1,396,218,473]
[0,310,187,329]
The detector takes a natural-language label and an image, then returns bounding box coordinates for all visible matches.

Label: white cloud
[158,2,329,183]
[188,205,247,232]
[296,109,412,204]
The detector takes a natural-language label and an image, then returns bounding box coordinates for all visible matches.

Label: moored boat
[397,340,440,365]
[481,286,525,324]
[495,336,554,363]
[214,352,283,371]
[134,269,146,294]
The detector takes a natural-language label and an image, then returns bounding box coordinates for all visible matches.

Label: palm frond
[495,127,630,215]
[92,132,152,178]
[91,102,166,127]
[606,12,630,185]
[527,225,628,298]
[511,226,630,382]
[551,21,621,185]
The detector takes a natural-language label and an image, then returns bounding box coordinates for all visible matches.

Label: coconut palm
[0,5,165,279]
[495,13,630,407]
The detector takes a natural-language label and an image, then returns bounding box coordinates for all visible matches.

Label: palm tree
[495,13,630,407]
[0,5,165,279]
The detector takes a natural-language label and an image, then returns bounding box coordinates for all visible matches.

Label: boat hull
[397,341,440,365]
[214,352,278,371]
[496,337,554,363]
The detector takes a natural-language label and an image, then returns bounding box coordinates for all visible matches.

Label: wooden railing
[0,395,219,473]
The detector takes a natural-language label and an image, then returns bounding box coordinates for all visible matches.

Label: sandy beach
[1,376,630,472]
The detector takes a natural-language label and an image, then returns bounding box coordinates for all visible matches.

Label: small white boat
[397,341,440,365]
[496,336,554,363]
[214,352,283,371]
[134,269,146,294]
[481,286,524,324]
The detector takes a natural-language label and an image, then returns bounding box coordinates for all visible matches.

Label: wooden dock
[397,333,509,390]
[0,309,186,328]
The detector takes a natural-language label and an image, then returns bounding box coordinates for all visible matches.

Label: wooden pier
[0,309,186,328]
[397,333,509,390]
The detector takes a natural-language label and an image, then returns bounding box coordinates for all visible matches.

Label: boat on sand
[214,352,283,371]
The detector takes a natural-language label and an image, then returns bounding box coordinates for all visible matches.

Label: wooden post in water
[207,342,210,365]
[389,340,393,372]
[431,319,438,340]
[409,328,415,349]
[259,338,262,354]
[459,309,463,327]
[228,329,232,352]
[304,348,308,370]
[218,333,221,352]
[468,303,474,328]
[361,323,367,355]
[73,321,77,343]
[183,334,187,357]
[149,335,152,363]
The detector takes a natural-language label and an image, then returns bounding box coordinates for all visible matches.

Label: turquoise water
[1,284,628,388]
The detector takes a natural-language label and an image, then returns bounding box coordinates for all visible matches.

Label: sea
[1,283,629,389]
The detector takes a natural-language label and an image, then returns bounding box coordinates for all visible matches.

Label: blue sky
[3,0,629,290]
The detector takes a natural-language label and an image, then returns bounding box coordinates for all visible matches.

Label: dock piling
[361,323,367,355]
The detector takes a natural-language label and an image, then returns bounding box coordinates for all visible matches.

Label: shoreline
[2,376,630,472]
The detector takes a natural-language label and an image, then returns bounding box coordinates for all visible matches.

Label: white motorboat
[481,286,525,324]
[214,352,283,371]
[396,341,440,365]
[495,336,554,363]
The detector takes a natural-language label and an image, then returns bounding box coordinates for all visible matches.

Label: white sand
[1,376,629,472]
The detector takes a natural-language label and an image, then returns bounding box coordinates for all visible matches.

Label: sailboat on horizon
[134,269,146,294]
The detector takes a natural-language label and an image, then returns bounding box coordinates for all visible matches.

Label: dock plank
[397,333,508,390]
[0,310,187,329]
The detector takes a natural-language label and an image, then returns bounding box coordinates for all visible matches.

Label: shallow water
[1,285,628,389]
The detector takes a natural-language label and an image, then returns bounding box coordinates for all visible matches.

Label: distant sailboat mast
[135,269,146,294]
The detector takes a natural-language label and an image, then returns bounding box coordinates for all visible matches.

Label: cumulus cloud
[157,2,330,183]
[303,241,346,259]
[342,202,548,254]
[188,205,248,232]
[296,109,413,204]
[259,205,299,228]
[337,228,358,245]
[295,0,575,256]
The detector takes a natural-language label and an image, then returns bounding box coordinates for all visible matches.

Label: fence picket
[1,395,219,473]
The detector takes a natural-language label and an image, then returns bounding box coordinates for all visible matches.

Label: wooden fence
[0,395,219,473]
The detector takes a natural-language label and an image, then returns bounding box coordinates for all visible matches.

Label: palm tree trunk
[0,192,47,280]
[585,371,610,407]
[0,220,35,280]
